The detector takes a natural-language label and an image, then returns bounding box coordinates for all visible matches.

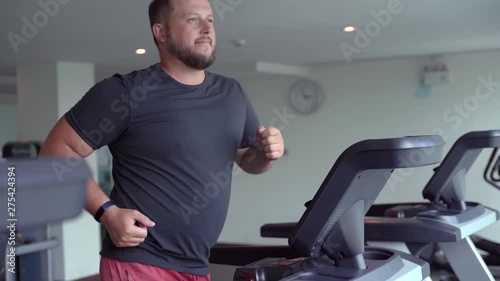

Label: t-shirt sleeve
[238,83,261,149]
[64,74,130,150]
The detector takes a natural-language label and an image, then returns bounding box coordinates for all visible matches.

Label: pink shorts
[99,256,211,281]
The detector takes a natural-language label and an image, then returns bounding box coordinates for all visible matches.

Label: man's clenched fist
[256,126,284,160]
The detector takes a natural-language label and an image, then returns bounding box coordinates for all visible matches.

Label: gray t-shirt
[65,63,260,275]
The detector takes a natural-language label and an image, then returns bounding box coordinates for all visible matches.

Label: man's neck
[159,57,206,86]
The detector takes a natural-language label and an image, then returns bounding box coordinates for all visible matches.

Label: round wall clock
[289,79,324,114]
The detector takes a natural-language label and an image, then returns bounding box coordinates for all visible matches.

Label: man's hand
[255,126,284,161]
[100,206,155,247]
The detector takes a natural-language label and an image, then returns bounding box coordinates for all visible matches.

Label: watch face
[289,80,324,114]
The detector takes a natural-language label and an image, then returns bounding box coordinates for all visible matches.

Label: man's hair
[148,0,173,46]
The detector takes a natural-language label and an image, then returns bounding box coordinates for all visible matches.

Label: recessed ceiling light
[135,48,146,55]
[232,39,246,48]
[342,26,357,33]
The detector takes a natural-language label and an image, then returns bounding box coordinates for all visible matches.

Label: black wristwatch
[94,200,116,222]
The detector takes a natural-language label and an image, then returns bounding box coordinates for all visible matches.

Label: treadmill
[480,147,500,277]
[211,134,445,280]
[0,157,90,281]
[260,130,500,280]
[363,130,500,281]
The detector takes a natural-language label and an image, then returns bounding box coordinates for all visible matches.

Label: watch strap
[94,200,116,222]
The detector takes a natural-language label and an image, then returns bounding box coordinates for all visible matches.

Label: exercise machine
[260,130,500,280]
[211,134,445,280]
[368,143,500,279]
[1,140,45,281]
[362,130,500,281]
[0,157,90,281]
[2,141,41,159]
[479,147,500,277]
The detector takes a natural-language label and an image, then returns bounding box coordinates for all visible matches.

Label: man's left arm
[236,126,285,174]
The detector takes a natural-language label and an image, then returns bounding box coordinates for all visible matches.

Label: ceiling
[1,0,500,95]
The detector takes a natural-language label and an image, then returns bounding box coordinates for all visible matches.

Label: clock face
[289,79,324,114]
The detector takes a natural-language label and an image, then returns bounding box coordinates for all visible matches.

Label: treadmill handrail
[422,130,500,210]
[483,147,500,192]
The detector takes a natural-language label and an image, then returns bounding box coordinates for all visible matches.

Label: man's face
[163,0,216,70]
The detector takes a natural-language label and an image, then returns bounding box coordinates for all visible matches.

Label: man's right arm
[40,116,155,247]
[39,116,114,219]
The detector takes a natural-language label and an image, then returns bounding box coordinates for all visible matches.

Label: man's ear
[152,23,166,44]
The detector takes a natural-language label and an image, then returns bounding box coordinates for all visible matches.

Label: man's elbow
[239,165,263,175]
[237,161,273,175]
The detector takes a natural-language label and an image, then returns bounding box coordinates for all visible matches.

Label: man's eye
[188,18,198,22]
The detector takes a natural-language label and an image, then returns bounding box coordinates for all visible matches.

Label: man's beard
[165,32,216,70]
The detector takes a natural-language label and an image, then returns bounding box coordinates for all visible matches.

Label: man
[40,0,284,280]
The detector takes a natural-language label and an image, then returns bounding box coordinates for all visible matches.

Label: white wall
[219,49,500,245]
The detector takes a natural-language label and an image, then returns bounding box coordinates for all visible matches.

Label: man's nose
[201,20,213,34]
